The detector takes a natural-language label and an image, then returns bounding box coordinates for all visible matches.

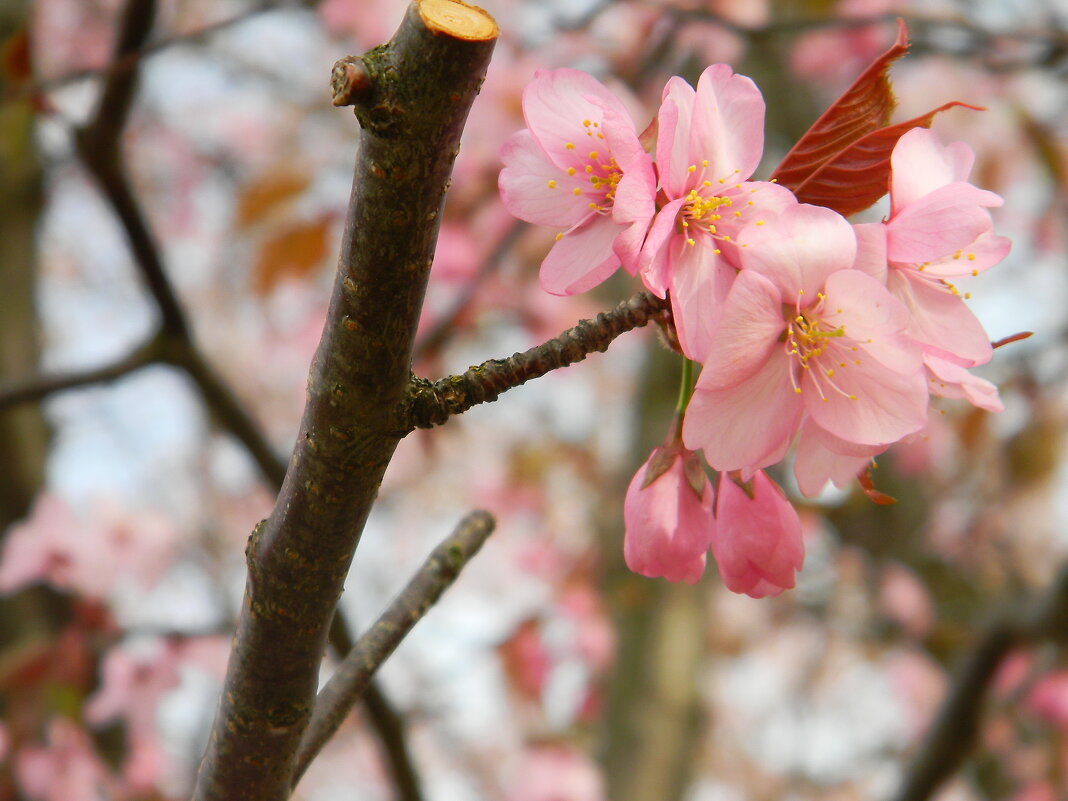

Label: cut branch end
[418,0,498,41]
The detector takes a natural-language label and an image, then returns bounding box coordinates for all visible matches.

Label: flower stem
[675,357,696,417]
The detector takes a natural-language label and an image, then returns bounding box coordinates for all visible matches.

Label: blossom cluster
[499,66,1009,597]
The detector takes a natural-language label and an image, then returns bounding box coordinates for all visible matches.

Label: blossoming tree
[0,1,1063,801]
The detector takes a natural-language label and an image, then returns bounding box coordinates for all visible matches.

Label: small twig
[0,339,159,412]
[292,510,496,787]
[403,290,670,431]
[892,564,1068,801]
[4,0,315,106]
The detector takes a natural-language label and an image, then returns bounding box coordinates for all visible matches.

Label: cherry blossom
[499,68,656,295]
[711,470,804,598]
[638,63,796,360]
[684,203,928,472]
[871,128,1011,410]
[623,442,715,585]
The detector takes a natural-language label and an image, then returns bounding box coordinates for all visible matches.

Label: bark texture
[192,4,497,800]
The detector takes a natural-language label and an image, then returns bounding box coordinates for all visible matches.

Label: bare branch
[293,510,496,787]
[192,3,498,798]
[403,289,670,432]
[0,339,159,412]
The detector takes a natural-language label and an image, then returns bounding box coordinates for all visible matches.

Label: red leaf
[771,19,910,193]
[788,102,979,216]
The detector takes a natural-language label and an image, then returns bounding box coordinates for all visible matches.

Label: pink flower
[793,417,885,497]
[684,203,928,472]
[638,64,796,360]
[712,470,804,598]
[623,444,715,584]
[499,69,656,295]
[863,127,1011,410]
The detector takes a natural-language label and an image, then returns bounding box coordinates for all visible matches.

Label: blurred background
[0,0,1065,799]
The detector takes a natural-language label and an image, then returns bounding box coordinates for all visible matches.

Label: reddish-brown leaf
[771,19,910,191]
[788,102,977,216]
[235,170,311,229]
[253,215,332,295]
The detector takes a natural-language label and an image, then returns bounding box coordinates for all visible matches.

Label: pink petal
[887,182,1002,264]
[853,222,889,284]
[821,269,923,376]
[794,417,884,497]
[739,203,856,301]
[697,268,782,389]
[522,69,633,171]
[887,269,993,366]
[925,354,1004,412]
[638,197,687,296]
[712,470,804,598]
[685,350,802,471]
[540,215,622,296]
[669,242,740,362]
[624,451,715,584]
[499,130,592,227]
[890,127,976,213]
[803,344,928,446]
[919,231,1012,279]
[656,77,696,199]
[691,64,766,182]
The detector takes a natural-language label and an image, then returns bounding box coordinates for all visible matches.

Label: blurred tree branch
[894,563,1068,801]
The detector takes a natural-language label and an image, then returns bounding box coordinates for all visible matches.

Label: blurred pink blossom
[15,717,116,801]
[85,640,183,791]
[0,494,179,599]
[507,744,606,801]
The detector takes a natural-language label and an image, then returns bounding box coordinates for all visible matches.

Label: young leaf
[786,101,977,216]
[768,19,970,215]
[771,19,910,190]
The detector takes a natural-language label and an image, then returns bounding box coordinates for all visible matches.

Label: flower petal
[697,268,782,389]
[499,130,591,227]
[539,216,622,295]
[685,350,802,472]
[887,182,1002,263]
[739,203,857,301]
[890,127,976,213]
[887,269,993,366]
[691,64,766,182]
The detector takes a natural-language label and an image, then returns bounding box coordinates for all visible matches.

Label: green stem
[675,357,696,417]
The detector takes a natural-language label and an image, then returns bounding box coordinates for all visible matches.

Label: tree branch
[0,339,159,411]
[292,510,495,787]
[892,563,1068,801]
[403,289,670,432]
[192,4,498,799]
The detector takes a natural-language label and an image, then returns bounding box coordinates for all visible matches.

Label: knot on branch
[331,56,373,107]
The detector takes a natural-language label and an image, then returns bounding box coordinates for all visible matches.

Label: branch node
[331,56,372,107]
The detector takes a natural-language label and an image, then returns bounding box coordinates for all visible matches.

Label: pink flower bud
[712,470,804,598]
[623,446,715,584]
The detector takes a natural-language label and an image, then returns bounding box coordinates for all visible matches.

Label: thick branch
[293,510,495,786]
[192,4,497,800]
[403,290,670,431]
[893,563,1068,801]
